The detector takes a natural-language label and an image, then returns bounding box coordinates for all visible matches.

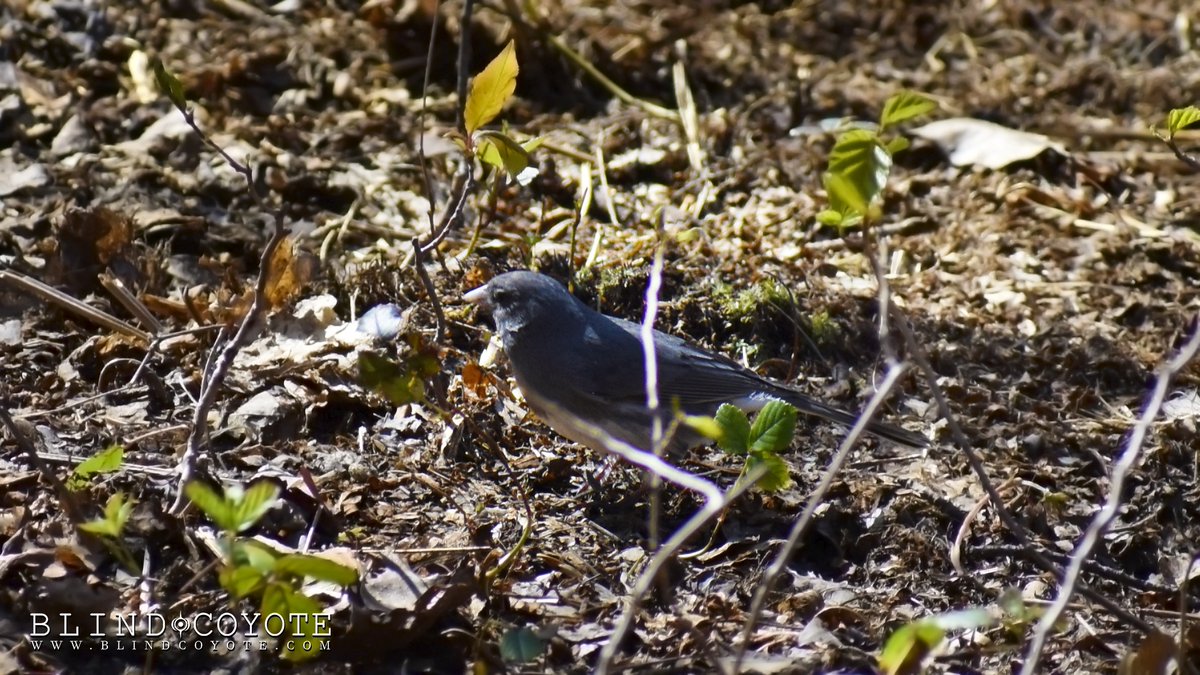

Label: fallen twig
[1021,317,1200,674]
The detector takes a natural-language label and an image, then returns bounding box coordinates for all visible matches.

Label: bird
[463,270,927,454]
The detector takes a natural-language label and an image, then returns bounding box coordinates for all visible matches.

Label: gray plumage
[464,270,926,453]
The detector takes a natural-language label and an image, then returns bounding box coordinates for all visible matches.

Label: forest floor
[2,0,1200,673]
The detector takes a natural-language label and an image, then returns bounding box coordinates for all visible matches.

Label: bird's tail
[780,392,927,447]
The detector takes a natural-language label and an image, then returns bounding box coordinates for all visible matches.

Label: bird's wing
[601,315,773,410]
[598,313,927,447]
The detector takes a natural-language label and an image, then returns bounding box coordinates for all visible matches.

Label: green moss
[715,278,792,321]
[808,309,837,344]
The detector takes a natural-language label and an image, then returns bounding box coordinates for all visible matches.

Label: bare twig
[162,91,290,513]
[419,164,474,254]
[972,544,1187,597]
[127,324,225,391]
[171,213,288,513]
[98,272,164,334]
[859,210,1152,633]
[732,361,908,668]
[417,0,442,235]
[412,0,481,341]
[411,237,448,343]
[639,227,667,549]
[1020,317,1200,674]
[890,300,1152,634]
[1163,136,1200,172]
[0,402,84,524]
[731,227,910,670]
[0,270,151,342]
[455,0,475,134]
[548,406,763,675]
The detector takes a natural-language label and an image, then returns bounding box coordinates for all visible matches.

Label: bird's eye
[491,288,512,305]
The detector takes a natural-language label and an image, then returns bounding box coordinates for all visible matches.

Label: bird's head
[463,271,584,344]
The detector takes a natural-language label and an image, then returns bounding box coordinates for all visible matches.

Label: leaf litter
[1,0,1200,672]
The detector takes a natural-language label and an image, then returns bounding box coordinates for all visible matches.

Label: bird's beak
[463,283,491,310]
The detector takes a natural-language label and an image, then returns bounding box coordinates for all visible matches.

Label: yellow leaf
[464,40,518,133]
[477,131,538,185]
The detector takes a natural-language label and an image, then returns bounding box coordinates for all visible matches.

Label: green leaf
[748,401,798,454]
[824,129,892,219]
[464,40,519,133]
[714,403,750,455]
[232,481,281,533]
[499,625,546,664]
[747,452,792,492]
[151,58,187,111]
[1166,106,1200,137]
[219,564,266,599]
[78,520,115,537]
[815,209,846,227]
[260,582,298,621]
[358,351,432,405]
[105,491,134,529]
[233,539,280,573]
[683,414,725,443]
[878,620,945,675]
[476,130,539,185]
[186,481,239,532]
[79,493,132,539]
[884,136,910,156]
[878,608,995,675]
[275,554,359,586]
[521,135,545,153]
[262,583,326,662]
[879,91,936,130]
[823,170,866,218]
[71,445,125,489]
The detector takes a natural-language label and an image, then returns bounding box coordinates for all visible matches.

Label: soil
[2,0,1200,673]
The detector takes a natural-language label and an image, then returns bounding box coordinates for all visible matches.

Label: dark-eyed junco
[464,270,926,453]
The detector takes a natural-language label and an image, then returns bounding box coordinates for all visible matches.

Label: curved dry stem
[732,362,908,668]
[641,230,667,548]
[1020,318,1200,674]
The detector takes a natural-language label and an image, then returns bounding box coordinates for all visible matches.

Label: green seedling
[186,481,358,662]
[79,491,138,573]
[70,444,124,491]
[687,400,797,492]
[817,90,935,230]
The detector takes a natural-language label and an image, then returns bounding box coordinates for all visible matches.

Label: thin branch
[0,270,151,342]
[0,402,85,524]
[640,226,667,549]
[455,0,476,133]
[544,406,764,675]
[732,361,908,668]
[98,271,164,334]
[1164,136,1200,172]
[171,213,287,513]
[1021,317,1200,674]
[411,237,448,343]
[419,164,474,254]
[890,300,1152,634]
[417,0,442,235]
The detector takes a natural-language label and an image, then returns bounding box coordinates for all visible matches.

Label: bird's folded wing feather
[595,315,775,409]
